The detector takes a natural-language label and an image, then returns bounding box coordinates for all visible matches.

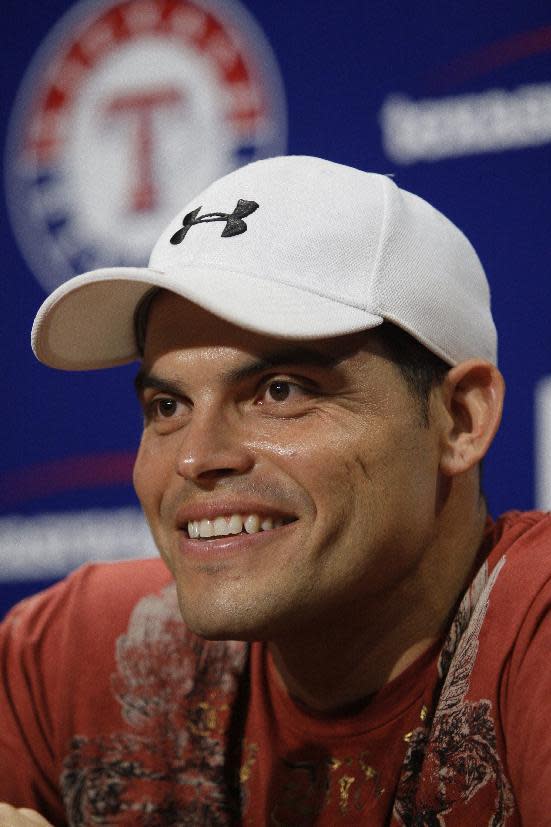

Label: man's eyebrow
[133,346,345,397]
[222,346,344,383]
[134,369,185,399]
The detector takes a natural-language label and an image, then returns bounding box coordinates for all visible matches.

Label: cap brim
[31,265,384,370]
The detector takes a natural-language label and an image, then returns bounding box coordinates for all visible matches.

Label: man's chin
[191,627,264,643]
[180,614,268,643]
[175,595,272,643]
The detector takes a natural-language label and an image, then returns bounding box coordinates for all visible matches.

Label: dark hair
[134,288,161,356]
[375,322,450,426]
[375,323,485,495]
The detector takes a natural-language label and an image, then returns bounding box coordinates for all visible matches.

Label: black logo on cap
[170,199,259,245]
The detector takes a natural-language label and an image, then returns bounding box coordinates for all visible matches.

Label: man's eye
[258,380,309,405]
[153,397,179,418]
[267,381,292,402]
[142,395,188,431]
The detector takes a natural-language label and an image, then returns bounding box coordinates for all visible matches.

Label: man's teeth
[187,514,285,539]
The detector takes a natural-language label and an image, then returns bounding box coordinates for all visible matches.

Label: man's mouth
[185,513,295,540]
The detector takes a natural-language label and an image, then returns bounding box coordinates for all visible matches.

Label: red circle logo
[6,0,287,291]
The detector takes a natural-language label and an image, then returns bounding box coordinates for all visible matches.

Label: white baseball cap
[31,155,497,370]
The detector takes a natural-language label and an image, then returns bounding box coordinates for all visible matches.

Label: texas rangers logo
[5,0,286,292]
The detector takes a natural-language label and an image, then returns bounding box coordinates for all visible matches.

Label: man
[1,156,549,826]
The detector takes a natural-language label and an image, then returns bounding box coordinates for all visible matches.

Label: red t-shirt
[241,640,442,825]
[1,511,551,825]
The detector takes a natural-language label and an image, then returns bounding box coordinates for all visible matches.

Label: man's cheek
[132,454,149,507]
[133,438,162,501]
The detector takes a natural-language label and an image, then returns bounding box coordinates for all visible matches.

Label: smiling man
[1,156,550,826]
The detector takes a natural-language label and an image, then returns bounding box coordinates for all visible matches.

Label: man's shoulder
[2,557,174,644]
[66,556,173,605]
[473,509,551,647]
[493,508,551,544]
[448,510,551,665]
[490,509,551,579]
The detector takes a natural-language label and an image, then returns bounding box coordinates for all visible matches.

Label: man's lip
[175,501,297,526]
[177,519,298,556]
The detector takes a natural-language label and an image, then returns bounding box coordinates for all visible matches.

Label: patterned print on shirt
[60,583,247,826]
[394,557,515,826]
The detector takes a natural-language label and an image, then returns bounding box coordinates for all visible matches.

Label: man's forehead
[142,289,376,365]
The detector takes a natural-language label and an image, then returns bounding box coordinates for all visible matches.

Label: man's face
[133,292,446,641]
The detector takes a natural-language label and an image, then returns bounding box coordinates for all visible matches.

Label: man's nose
[174,404,255,483]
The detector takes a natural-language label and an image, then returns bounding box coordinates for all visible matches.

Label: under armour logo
[170,199,259,244]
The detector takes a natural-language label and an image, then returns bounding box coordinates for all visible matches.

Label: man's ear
[438,359,505,477]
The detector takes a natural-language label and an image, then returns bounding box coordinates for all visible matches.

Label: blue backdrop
[2,0,551,617]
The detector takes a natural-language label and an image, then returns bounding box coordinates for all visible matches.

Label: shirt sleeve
[0,581,70,825]
[0,558,172,825]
